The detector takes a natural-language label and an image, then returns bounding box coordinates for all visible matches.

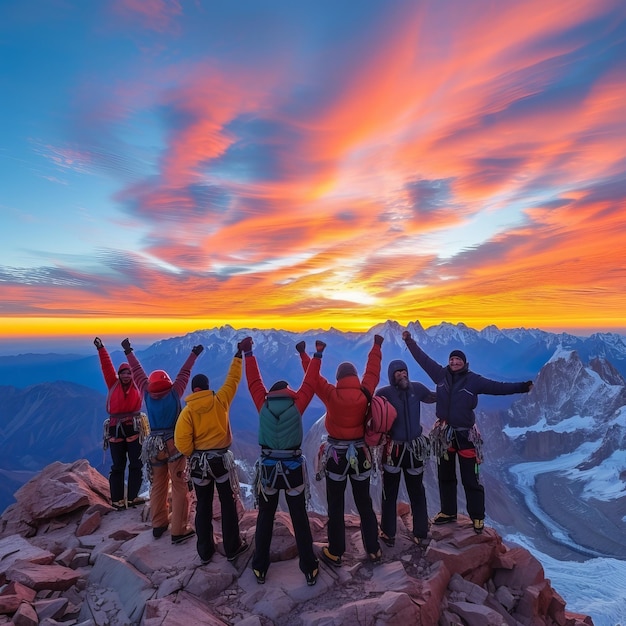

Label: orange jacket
[300,343,381,440]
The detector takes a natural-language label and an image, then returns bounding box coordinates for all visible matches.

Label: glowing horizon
[2,1,625,341]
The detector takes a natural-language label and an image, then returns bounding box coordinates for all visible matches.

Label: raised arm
[402,331,445,384]
[215,346,243,406]
[240,337,267,411]
[294,341,324,414]
[94,338,117,389]
[360,335,383,395]
[172,345,202,397]
[296,340,311,372]
[122,338,148,393]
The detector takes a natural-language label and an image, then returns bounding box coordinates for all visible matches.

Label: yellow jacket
[174,357,242,455]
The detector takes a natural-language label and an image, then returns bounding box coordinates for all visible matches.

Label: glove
[191,345,204,356]
[235,342,243,358]
[402,331,411,341]
[239,336,253,355]
[121,338,133,354]
[315,340,326,354]
[93,337,104,350]
[374,334,384,346]
[295,341,306,354]
[523,381,533,392]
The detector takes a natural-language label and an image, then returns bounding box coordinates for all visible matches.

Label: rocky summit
[0,460,594,626]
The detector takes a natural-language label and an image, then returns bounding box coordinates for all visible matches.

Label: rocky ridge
[0,460,594,626]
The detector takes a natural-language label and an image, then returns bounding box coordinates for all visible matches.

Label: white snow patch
[564,448,626,500]
[504,414,596,436]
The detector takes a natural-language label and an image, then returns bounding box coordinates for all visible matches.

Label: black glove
[374,334,384,346]
[93,337,104,350]
[402,331,411,342]
[295,341,306,354]
[523,381,533,392]
[191,345,204,356]
[239,336,253,355]
[315,340,326,354]
[235,342,243,358]
[121,338,133,354]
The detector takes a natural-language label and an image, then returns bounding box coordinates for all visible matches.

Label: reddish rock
[0,581,37,614]
[416,560,450,625]
[10,601,38,626]
[493,546,545,589]
[76,510,102,537]
[6,561,82,591]
[426,535,497,579]
[515,580,554,620]
[0,459,598,626]
[109,528,140,541]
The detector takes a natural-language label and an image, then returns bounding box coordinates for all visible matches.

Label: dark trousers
[194,477,240,561]
[325,448,379,556]
[251,488,318,575]
[109,438,143,502]
[252,466,318,574]
[438,450,484,520]
[381,464,428,539]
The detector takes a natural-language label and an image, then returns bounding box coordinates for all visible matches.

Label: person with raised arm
[401,330,533,534]
[375,359,436,547]
[242,336,322,586]
[122,337,201,543]
[298,335,384,566]
[93,337,145,510]
[174,341,248,565]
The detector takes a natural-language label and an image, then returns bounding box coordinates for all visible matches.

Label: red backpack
[361,387,397,447]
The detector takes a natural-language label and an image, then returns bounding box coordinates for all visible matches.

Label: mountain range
[1,320,625,624]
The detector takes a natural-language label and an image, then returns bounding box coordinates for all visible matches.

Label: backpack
[361,387,397,447]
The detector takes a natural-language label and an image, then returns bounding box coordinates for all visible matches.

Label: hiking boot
[368,549,382,564]
[413,536,430,547]
[152,525,168,539]
[432,512,457,525]
[227,539,249,561]
[472,518,485,534]
[171,530,195,545]
[320,546,342,568]
[379,531,395,547]
[253,569,266,584]
[305,568,319,586]
[111,500,126,511]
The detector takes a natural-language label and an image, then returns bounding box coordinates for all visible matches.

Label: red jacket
[97,346,142,416]
[300,344,381,440]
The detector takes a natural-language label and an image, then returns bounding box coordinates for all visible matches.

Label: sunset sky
[2,0,626,349]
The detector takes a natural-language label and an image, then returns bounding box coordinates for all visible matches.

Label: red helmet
[147,369,172,393]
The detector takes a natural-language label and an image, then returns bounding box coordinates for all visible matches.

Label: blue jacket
[404,337,530,429]
[376,359,435,442]
[144,390,181,431]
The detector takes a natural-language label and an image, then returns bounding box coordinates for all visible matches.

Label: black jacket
[404,337,530,429]
[376,359,435,442]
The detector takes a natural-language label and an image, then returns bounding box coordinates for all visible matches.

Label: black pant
[325,447,379,556]
[438,450,484,520]
[381,463,428,540]
[252,464,317,575]
[193,462,241,561]
[109,437,143,502]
